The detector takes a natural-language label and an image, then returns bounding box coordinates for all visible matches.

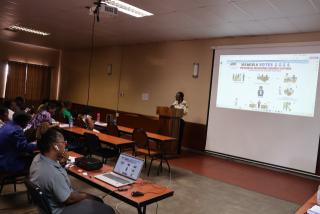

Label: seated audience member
[36,122,50,141]
[37,99,50,113]
[76,107,94,130]
[0,111,37,173]
[0,106,9,128]
[15,96,26,111]
[61,101,73,123]
[3,99,18,120]
[30,128,114,214]
[30,102,58,129]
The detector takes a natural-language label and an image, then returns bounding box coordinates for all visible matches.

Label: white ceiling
[1,0,320,49]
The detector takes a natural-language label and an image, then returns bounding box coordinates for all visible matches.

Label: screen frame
[205,41,320,174]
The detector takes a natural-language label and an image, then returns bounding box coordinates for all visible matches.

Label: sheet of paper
[59,123,69,128]
[93,129,100,133]
[308,205,320,214]
[94,121,108,127]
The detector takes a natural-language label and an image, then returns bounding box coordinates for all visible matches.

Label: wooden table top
[295,192,317,214]
[117,125,176,142]
[94,122,176,142]
[62,126,134,146]
[67,151,174,207]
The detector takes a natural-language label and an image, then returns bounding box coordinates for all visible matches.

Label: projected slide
[216,54,320,117]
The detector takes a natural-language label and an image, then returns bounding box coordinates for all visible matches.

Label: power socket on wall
[142,93,149,101]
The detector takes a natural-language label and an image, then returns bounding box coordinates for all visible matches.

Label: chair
[83,133,119,163]
[75,115,91,130]
[101,124,134,153]
[101,124,120,137]
[25,179,115,214]
[0,170,28,194]
[61,129,86,154]
[25,127,37,142]
[133,128,170,176]
[24,178,52,214]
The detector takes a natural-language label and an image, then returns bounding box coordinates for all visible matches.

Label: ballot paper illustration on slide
[232,73,245,82]
[257,86,264,97]
[284,73,297,83]
[257,74,269,82]
[248,100,268,111]
[216,53,320,117]
[284,88,294,96]
[283,102,292,111]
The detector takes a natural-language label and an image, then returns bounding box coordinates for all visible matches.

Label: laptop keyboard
[103,173,129,184]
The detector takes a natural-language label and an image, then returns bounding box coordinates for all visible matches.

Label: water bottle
[69,117,74,128]
[96,113,100,122]
[317,185,320,205]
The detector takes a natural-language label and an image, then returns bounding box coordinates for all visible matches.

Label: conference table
[67,151,174,214]
[61,126,135,152]
[295,192,317,214]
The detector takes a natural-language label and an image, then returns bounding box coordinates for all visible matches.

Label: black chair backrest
[75,115,91,130]
[25,179,52,214]
[132,128,149,150]
[83,132,101,154]
[104,124,120,137]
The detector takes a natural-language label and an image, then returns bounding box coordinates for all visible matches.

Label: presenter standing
[171,91,188,154]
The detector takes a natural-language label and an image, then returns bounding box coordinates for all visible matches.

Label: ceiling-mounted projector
[89,5,118,16]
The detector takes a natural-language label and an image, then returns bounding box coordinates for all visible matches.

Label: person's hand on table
[58,149,69,166]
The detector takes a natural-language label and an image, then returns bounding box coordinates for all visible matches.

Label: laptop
[95,154,144,187]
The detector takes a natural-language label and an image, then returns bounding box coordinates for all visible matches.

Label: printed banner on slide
[216,54,320,117]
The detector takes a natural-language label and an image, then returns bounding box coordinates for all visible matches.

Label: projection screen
[206,42,320,173]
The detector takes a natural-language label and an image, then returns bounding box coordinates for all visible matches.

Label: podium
[156,106,184,155]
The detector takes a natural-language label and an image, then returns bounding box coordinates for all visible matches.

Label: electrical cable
[116,45,124,116]
[167,168,172,188]
[102,184,133,200]
[115,201,124,214]
[102,188,117,200]
[86,12,96,105]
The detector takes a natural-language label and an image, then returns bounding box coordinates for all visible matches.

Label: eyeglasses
[57,140,68,145]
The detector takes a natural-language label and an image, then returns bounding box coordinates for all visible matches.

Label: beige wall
[60,32,320,124]
[0,40,60,99]
[61,47,123,107]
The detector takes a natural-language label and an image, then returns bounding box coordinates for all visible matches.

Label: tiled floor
[169,151,320,205]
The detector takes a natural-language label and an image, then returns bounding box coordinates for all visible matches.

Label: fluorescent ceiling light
[7,25,50,36]
[102,0,153,17]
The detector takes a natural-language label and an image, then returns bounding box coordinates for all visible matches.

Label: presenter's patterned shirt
[172,100,188,115]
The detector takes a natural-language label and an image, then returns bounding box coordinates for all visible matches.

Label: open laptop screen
[113,154,144,180]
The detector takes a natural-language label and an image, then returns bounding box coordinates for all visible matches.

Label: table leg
[137,206,146,214]
[159,141,171,175]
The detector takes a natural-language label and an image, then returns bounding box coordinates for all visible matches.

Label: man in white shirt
[171,91,188,154]
[171,92,188,115]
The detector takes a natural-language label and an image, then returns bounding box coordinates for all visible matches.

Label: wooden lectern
[156,106,184,154]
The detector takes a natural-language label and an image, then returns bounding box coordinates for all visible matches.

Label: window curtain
[5,61,26,99]
[25,64,51,101]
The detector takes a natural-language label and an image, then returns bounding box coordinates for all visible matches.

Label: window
[5,61,51,101]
